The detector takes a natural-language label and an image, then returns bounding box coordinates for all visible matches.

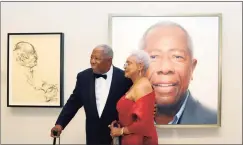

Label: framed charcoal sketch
[7,33,64,107]
[109,14,222,128]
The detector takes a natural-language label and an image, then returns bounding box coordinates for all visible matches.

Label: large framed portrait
[109,14,222,128]
[7,33,64,107]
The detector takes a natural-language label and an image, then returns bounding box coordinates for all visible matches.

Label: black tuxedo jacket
[55,66,132,145]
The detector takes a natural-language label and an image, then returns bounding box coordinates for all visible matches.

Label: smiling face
[90,47,112,74]
[144,25,197,106]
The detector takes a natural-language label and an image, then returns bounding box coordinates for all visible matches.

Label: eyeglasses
[124,63,128,68]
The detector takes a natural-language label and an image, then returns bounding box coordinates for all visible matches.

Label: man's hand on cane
[51,125,63,137]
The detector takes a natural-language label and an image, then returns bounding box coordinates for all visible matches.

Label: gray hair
[95,44,113,58]
[129,49,150,74]
[139,21,194,57]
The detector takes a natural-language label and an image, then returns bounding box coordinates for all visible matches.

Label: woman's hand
[109,120,121,128]
[108,120,122,137]
[110,127,123,137]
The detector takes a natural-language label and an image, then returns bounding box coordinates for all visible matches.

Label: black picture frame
[7,32,64,107]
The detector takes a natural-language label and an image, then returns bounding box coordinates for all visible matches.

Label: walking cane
[52,130,60,145]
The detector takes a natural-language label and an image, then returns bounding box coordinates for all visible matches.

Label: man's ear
[108,57,113,63]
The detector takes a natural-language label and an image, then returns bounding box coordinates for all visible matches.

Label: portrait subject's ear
[190,58,197,81]
[192,58,197,72]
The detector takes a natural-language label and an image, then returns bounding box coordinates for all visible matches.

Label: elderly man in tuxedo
[50,44,132,145]
[141,21,217,125]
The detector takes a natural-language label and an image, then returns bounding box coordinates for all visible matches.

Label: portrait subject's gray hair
[96,44,114,58]
[139,21,194,57]
[130,49,150,74]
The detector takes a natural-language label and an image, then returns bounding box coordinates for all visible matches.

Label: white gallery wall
[1,1,242,144]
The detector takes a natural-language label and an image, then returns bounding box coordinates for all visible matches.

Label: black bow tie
[94,73,107,79]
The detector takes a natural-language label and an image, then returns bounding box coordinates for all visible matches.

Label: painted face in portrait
[13,41,38,69]
[143,25,197,106]
[90,47,112,74]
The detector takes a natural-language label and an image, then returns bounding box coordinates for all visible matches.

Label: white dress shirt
[95,65,113,117]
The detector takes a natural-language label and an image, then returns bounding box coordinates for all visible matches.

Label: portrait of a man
[7,33,63,107]
[110,15,221,126]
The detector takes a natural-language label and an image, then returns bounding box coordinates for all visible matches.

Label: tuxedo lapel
[89,73,99,118]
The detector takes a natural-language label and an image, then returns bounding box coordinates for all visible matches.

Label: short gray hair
[129,49,150,73]
[95,44,113,58]
[139,21,193,57]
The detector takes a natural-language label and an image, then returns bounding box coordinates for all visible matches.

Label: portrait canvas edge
[108,13,222,128]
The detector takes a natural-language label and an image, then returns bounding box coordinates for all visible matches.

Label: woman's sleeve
[126,99,153,136]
